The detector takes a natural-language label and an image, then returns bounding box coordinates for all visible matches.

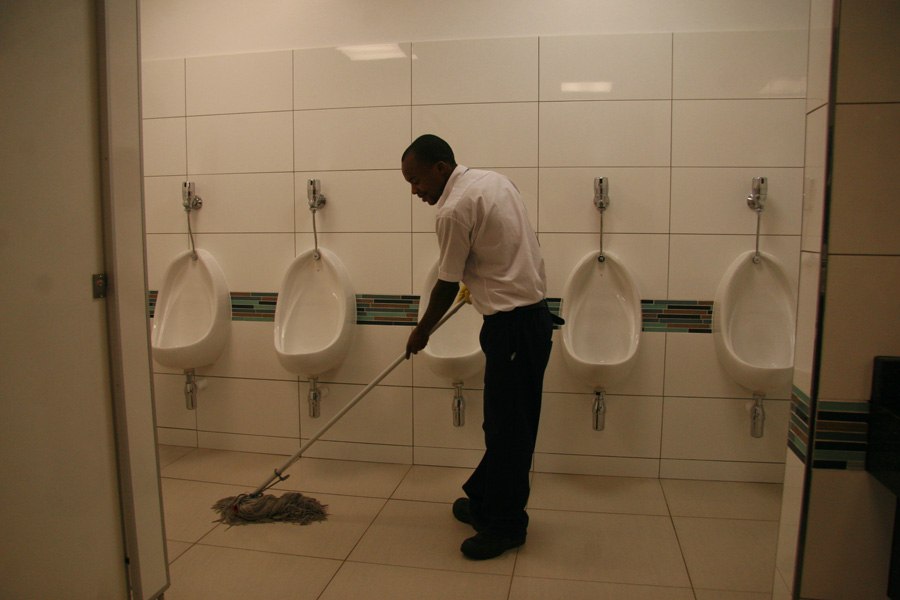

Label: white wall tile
[153,373,198,429]
[672,100,806,167]
[158,428,198,447]
[664,332,777,400]
[301,440,411,463]
[142,117,186,176]
[829,103,900,255]
[294,45,411,109]
[182,173,294,233]
[802,107,828,252]
[673,31,807,99]
[196,377,300,438]
[533,454,660,478]
[141,59,185,118]
[660,459,785,483]
[539,167,670,233]
[807,0,835,112]
[144,175,188,234]
[203,321,295,381]
[818,255,900,401]
[412,103,538,168]
[671,168,803,235]
[301,232,411,295]
[834,0,900,104]
[661,397,790,463]
[792,252,821,397]
[540,33,671,101]
[186,51,292,115]
[327,323,412,388]
[294,171,410,233]
[540,101,671,167]
[294,106,410,171]
[536,393,663,459]
[195,232,295,292]
[300,384,411,446]
[413,387,486,450]
[187,112,293,174]
[412,37,537,105]
[198,431,299,455]
[668,234,800,300]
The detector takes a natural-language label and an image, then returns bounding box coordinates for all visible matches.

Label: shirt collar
[436,164,468,210]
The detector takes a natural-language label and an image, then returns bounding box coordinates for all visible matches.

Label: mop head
[212,492,328,526]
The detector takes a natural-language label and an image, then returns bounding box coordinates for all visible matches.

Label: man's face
[401,154,451,206]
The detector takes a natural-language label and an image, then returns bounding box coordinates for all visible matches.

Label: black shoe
[452,498,482,531]
[460,531,526,560]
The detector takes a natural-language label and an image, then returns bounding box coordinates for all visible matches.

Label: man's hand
[406,326,429,359]
[406,279,460,359]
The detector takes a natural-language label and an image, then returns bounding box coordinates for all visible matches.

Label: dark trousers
[462,303,554,537]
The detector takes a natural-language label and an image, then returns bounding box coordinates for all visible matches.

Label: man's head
[401,134,457,206]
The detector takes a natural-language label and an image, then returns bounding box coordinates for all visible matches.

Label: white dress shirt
[435,165,547,315]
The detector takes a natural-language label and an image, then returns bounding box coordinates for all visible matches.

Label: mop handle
[250,298,468,496]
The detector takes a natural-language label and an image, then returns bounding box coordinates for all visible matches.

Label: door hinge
[92,273,108,299]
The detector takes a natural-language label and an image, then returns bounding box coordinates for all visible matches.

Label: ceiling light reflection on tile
[337,44,407,61]
[561,82,613,93]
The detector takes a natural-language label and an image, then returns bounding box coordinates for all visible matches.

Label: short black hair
[402,134,456,166]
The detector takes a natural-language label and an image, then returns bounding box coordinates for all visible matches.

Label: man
[401,134,559,560]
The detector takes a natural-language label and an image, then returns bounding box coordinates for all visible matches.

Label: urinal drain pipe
[452,381,465,427]
[593,391,607,431]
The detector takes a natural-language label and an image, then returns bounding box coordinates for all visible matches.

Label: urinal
[561,250,642,391]
[151,248,231,370]
[417,260,484,382]
[274,247,356,378]
[713,250,795,395]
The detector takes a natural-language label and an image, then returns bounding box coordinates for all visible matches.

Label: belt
[485,299,565,325]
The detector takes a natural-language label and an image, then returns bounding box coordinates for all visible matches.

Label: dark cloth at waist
[484,299,565,325]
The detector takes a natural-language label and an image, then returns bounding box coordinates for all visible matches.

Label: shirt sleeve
[435,212,470,283]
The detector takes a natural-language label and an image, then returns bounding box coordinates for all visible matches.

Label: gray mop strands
[213,492,327,526]
[210,300,466,527]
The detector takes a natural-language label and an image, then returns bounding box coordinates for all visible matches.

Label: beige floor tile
[320,561,512,600]
[349,499,516,575]
[165,540,193,564]
[166,544,340,600]
[661,479,782,520]
[529,472,669,515]
[162,447,411,497]
[392,465,473,502]
[673,517,778,593]
[162,478,249,542]
[514,509,691,588]
[693,590,772,600]
[158,444,196,469]
[509,576,696,600]
[200,493,386,559]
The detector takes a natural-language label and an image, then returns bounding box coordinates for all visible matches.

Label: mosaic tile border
[642,300,713,333]
[812,400,869,470]
[789,386,811,463]
[148,292,713,331]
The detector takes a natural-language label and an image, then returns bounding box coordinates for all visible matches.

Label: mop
[213,298,468,526]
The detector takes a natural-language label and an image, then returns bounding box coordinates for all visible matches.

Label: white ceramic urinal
[561,251,642,391]
[151,249,231,370]
[418,261,484,382]
[713,250,795,395]
[274,247,356,377]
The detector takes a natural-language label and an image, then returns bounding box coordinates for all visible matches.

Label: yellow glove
[456,283,472,304]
